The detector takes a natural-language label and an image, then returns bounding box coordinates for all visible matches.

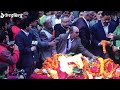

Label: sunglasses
[75,32,79,34]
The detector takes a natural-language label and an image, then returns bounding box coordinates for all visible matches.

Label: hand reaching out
[107,33,114,40]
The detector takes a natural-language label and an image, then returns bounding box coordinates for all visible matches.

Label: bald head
[69,26,79,33]
[70,26,79,39]
[73,26,79,32]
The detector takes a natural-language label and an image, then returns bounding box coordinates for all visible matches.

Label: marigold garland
[35,54,120,79]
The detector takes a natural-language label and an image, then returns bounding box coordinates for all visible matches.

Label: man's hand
[99,40,111,46]
[92,56,98,60]
[112,46,119,52]
[89,56,98,62]
[48,40,56,47]
[107,33,114,40]
[13,44,19,51]
[31,46,36,51]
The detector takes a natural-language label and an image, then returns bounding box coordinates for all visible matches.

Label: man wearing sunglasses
[53,26,96,59]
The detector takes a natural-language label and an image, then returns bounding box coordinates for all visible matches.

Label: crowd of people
[0,11,120,79]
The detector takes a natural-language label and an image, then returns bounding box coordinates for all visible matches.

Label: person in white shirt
[52,11,62,27]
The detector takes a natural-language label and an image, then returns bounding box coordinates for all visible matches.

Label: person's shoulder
[16,30,24,37]
[0,45,7,52]
[17,30,22,34]
[76,37,81,41]
[58,33,67,38]
[73,17,82,23]
[40,29,47,33]
[29,28,35,33]
[54,24,61,27]
[116,25,120,29]
[91,21,100,29]
[110,21,117,26]
[72,17,79,22]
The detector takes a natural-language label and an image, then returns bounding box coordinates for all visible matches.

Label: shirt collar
[21,29,29,36]
[67,34,70,39]
[82,17,90,27]
[67,34,74,42]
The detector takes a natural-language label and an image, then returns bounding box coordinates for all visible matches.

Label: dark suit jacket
[15,30,39,68]
[91,20,117,46]
[91,20,117,58]
[54,33,94,58]
[54,24,67,38]
[72,17,92,49]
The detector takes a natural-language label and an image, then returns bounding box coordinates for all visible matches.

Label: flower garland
[33,54,120,79]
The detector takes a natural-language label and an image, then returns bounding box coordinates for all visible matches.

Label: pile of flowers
[30,54,120,79]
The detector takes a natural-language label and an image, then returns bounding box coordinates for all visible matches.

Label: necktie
[66,39,69,53]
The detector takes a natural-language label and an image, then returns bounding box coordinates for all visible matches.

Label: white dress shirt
[101,22,110,36]
[103,25,109,36]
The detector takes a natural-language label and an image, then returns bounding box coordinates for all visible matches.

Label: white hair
[42,16,52,24]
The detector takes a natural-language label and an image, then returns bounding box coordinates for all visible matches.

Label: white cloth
[52,15,61,26]
[55,18,61,24]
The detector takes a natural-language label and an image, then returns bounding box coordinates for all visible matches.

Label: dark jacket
[92,20,117,46]
[72,17,92,49]
[91,20,117,58]
[15,30,39,68]
[54,24,67,38]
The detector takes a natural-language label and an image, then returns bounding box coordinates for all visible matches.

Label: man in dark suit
[72,11,95,52]
[15,18,39,78]
[54,26,96,59]
[54,14,70,38]
[91,11,117,58]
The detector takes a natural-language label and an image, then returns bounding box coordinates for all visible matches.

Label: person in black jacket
[72,11,95,52]
[54,14,70,38]
[91,11,117,58]
[15,18,39,78]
